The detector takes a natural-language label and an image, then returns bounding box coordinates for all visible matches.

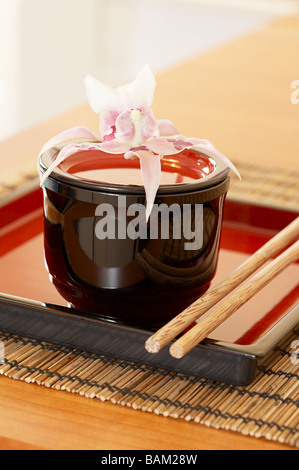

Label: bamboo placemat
[227,162,299,212]
[0,327,298,447]
[0,160,298,448]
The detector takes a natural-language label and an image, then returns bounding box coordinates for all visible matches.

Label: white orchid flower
[39,65,240,220]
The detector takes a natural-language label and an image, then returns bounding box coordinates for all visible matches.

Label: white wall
[0,0,22,139]
[0,0,298,141]
[0,0,94,140]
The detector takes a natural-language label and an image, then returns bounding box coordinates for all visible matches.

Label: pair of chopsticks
[145,217,299,359]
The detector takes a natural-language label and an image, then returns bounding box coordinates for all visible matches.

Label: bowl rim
[38,140,230,196]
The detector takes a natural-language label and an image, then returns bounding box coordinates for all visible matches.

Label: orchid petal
[145,135,194,155]
[84,75,119,113]
[191,139,241,180]
[124,64,156,107]
[38,126,101,159]
[84,65,156,114]
[138,107,159,141]
[39,142,103,184]
[114,110,135,143]
[158,119,179,136]
[97,140,131,154]
[125,149,162,221]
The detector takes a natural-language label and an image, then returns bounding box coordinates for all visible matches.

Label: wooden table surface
[0,14,298,450]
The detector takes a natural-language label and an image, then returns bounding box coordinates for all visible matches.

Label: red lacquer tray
[0,185,298,385]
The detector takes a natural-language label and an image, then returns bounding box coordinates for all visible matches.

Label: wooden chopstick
[145,216,299,354]
[170,239,299,358]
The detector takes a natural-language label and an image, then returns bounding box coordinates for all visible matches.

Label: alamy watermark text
[290,80,299,104]
[94,196,203,251]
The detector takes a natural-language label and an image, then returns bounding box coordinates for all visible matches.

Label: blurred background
[0,0,299,142]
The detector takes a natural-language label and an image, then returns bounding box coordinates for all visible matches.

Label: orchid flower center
[130,108,143,146]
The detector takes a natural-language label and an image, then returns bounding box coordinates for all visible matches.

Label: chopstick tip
[145,337,160,354]
[169,343,184,359]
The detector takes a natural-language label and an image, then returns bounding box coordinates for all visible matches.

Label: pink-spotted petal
[125,149,162,221]
[114,110,135,143]
[145,135,195,155]
[97,140,131,154]
[100,108,122,141]
[139,107,159,141]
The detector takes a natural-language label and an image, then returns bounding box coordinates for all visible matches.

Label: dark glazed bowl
[39,144,230,330]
